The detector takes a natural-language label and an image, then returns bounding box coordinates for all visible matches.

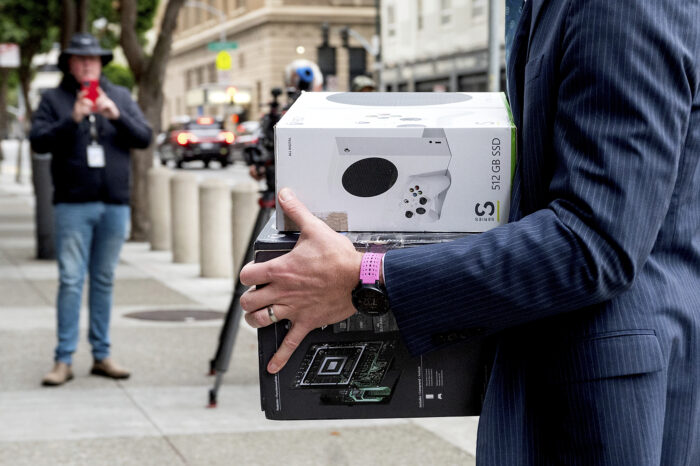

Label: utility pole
[374,0,383,91]
[487,0,501,92]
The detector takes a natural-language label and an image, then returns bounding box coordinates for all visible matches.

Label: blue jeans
[54,203,130,364]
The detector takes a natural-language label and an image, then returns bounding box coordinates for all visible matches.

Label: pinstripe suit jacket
[384,0,700,464]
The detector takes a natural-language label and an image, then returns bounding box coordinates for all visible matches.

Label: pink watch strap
[360,252,384,284]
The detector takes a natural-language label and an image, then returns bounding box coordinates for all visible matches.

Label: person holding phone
[30,33,152,386]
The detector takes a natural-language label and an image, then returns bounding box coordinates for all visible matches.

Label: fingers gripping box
[255,217,495,420]
[275,92,515,232]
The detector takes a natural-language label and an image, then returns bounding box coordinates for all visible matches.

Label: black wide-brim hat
[58,33,113,72]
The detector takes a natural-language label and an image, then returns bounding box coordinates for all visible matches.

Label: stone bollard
[199,179,233,278]
[147,166,173,251]
[170,172,199,264]
[231,181,260,275]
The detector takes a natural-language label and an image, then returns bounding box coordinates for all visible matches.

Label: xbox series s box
[255,216,495,420]
[275,91,515,232]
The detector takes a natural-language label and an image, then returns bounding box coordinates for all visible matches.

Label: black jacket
[30,75,152,204]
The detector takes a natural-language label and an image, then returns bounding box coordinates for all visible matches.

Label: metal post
[374,0,384,91]
[488,0,501,92]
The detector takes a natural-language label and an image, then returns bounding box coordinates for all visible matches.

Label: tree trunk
[18,62,34,122]
[17,58,35,183]
[0,68,8,137]
[0,68,9,163]
[76,0,89,34]
[61,0,77,48]
[128,88,161,241]
[120,0,187,241]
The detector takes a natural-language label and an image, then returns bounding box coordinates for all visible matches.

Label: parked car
[159,116,235,169]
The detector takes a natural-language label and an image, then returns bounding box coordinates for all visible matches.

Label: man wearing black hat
[30,33,152,386]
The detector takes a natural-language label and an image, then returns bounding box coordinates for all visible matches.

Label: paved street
[0,139,254,187]
[0,141,479,466]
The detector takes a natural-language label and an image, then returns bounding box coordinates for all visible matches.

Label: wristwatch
[351,252,390,316]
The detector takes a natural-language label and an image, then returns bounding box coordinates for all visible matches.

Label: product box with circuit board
[255,216,494,420]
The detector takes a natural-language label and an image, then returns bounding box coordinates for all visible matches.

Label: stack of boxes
[256,92,515,420]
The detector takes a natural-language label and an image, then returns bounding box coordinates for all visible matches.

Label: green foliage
[90,0,159,49]
[102,62,134,90]
[0,1,61,64]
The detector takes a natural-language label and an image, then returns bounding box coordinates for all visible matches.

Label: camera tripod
[206,84,299,407]
[207,188,275,408]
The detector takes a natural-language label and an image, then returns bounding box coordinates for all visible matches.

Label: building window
[472,0,486,18]
[441,0,452,25]
[387,4,396,37]
[238,52,245,70]
[458,73,488,92]
[417,0,423,30]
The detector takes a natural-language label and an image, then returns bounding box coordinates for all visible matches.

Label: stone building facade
[380,0,506,92]
[162,0,376,128]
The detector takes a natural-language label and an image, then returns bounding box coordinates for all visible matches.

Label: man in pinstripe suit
[240,0,700,463]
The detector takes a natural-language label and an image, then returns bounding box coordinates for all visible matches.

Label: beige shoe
[42,362,74,386]
[91,357,130,380]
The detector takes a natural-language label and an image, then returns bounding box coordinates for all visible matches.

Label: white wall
[381,0,503,66]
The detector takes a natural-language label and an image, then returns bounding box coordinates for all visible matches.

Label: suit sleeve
[384,0,696,355]
[111,89,153,149]
[29,95,79,155]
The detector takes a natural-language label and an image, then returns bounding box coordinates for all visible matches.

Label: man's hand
[72,90,94,123]
[239,188,363,374]
[95,88,120,120]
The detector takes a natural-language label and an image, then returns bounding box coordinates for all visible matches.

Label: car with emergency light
[158,116,235,169]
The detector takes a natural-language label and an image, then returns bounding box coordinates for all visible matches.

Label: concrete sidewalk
[0,165,478,466]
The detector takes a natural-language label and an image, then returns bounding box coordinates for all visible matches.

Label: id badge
[87,144,105,168]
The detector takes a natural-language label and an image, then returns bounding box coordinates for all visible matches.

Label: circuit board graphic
[293,340,399,404]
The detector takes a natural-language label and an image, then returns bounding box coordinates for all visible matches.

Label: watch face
[352,286,390,316]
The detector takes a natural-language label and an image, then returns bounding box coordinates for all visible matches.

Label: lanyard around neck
[88,113,98,144]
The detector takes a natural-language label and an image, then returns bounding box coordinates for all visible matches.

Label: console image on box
[294,340,400,405]
[275,91,515,232]
[325,91,473,107]
[336,128,453,223]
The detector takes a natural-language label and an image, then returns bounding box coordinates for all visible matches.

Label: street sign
[215,51,232,71]
[207,41,238,52]
[0,43,20,68]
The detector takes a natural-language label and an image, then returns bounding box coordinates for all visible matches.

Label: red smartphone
[81,80,99,104]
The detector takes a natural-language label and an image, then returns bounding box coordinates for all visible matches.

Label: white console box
[275,92,515,232]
